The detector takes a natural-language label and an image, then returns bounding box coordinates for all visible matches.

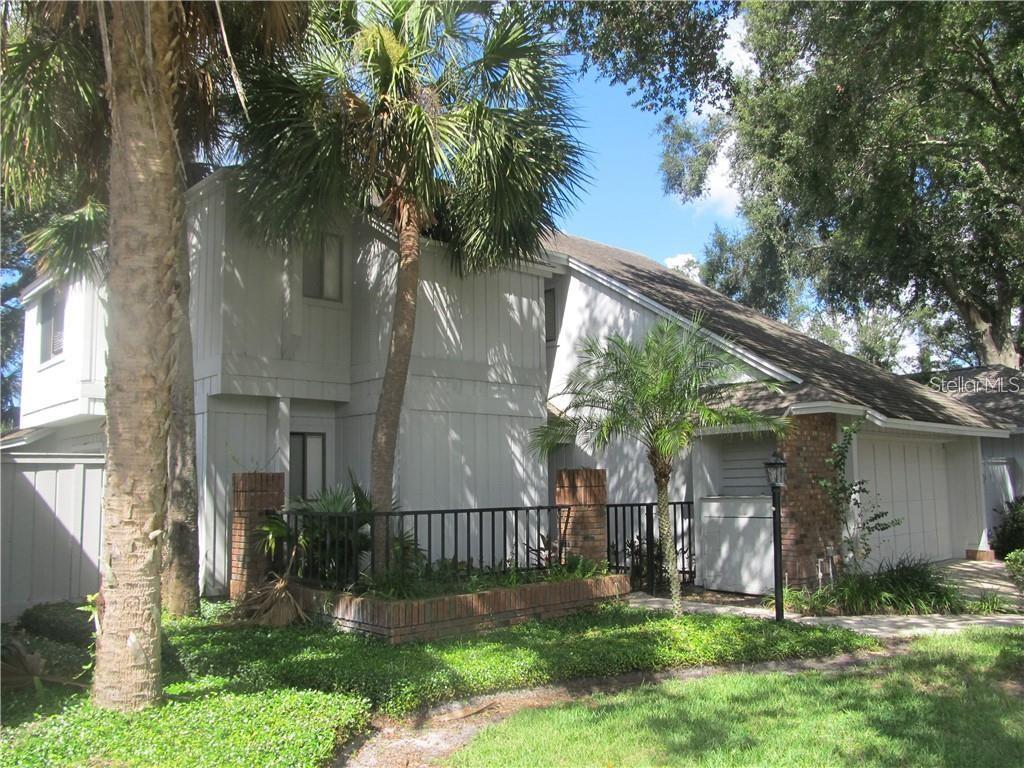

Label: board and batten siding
[1,455,105,620]
[546,269,691,503]
[341,225,548,512]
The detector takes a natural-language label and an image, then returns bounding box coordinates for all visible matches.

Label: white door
[855,437,952,564]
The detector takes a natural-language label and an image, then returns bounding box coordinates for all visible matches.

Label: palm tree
[531,318,787,616]
[3,2,307,622]
[236,0,585,569]
[2,1,304,709]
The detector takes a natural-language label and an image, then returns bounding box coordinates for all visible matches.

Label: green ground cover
[1,601,873,767]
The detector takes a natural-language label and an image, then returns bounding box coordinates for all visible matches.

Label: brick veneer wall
[777,414,841,587]
[229,472,284,600]
[555,468,608,563]
[290,574,631,644]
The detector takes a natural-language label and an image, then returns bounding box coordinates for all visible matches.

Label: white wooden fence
[1,453,105,621]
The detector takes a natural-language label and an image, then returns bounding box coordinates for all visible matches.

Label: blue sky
[556,67,742,269]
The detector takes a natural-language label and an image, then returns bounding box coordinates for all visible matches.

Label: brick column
[776,414,841,587]
[229,472,285,600]
[555,468,608,563]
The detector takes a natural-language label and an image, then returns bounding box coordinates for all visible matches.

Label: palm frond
[23,199,108,284]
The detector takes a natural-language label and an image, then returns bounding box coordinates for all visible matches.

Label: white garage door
[856,437,952,565]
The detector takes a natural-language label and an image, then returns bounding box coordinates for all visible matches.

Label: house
[1,169,1009,616]
[915,365,1023,537]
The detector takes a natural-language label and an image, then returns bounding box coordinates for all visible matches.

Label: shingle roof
[543,231,999,431]
[907,366,1024,429]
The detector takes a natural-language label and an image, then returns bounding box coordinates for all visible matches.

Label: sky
[555,41,748,274]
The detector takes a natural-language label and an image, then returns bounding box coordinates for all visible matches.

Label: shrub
[992,496,1024,559]
[17,602,93,647]
[832,556,966,615]
[1005,549,1024,593]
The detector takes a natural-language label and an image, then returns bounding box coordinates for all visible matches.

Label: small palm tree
[236,0,585,569]
[532,317,787,616]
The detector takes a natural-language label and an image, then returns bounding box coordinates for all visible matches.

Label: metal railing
[280,504,569,590]
[606,501,695,594]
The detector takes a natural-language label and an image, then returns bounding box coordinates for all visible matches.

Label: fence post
[229,472,285,600]
[555,469,608,563]
[645,503,656,595]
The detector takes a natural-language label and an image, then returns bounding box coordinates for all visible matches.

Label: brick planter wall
[777,414,841,587]
[290,574,630,644]
[556,468,608,562]
[229,472,284,600]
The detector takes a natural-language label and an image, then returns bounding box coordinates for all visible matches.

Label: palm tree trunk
[370,205,421,573]
[651,453,683,616]
[92,1,178,711]
[162,238,200,616]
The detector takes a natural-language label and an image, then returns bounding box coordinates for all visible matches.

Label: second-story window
[39,288,66,363]
[303,234,343,302]
[544,288,557,343]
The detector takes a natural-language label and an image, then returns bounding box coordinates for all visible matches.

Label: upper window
[39,288,66,363]
[303,234,343,302]
[544,288,557,343]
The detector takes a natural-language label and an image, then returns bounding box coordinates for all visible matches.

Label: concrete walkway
[626,593,1024,639]
[938,558,1024,610]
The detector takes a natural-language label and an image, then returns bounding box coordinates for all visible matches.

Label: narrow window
[544,288,557,343]
[302,234,343,301]
[39,288,66,363]
[289,432,326,498]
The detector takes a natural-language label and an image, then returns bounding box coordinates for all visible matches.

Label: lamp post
[765,451,787,622]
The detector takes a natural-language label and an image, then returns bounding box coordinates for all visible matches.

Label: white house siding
[546,269,691,503]
[980,434,1024,531]
[20,279,106,429]
[340,226,548,513]
[1,454,105,620]
[853,429,988,565]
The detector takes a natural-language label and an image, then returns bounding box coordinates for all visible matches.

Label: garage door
[856,437,952,565]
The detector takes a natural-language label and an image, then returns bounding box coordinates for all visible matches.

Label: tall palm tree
[3,2,306,621]
[3,1,305,709]
[237,0,586,568]
[531,318,787,616]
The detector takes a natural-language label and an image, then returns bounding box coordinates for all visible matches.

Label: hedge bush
[992,496,1024,559]
[1005,549,1024,593]
[17,602,93,647]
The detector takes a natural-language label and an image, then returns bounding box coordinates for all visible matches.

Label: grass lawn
[447,628,1024,768]
[0,602,874,767]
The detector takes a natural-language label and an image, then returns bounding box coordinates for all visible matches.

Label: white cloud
[665,253,701,282]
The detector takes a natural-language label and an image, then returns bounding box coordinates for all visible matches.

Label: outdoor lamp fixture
[765,452,787,622]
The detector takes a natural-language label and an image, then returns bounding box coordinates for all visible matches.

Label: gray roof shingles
[544,231,999,430]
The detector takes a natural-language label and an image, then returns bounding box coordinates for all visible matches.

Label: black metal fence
[606,501,695,594]
[280,504,569,590]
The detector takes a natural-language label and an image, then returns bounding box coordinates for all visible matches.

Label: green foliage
[673,2,1024,365]
[361,554,608,600]
[445,628,1024,768]
[550,0,738,114]
[992,496,1024,559]
[0,682,369,768]
[237,1,585,271]
[818,421,901,565]
[773,556,969,617]
[532,317,786,462]
[16,602,93,648]
[3,600,873,765]
[1005,550,1024,593]
[965,592,1014,616]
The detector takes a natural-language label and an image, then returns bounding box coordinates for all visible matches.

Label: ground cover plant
[767,555,1008,616]
[446,628,1024,768]
[1,601,873,767]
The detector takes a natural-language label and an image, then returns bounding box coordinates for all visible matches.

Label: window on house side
[289,432,326,499]
[302,234,343,302]
[39,288,66,363]
[544,288,557,343]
